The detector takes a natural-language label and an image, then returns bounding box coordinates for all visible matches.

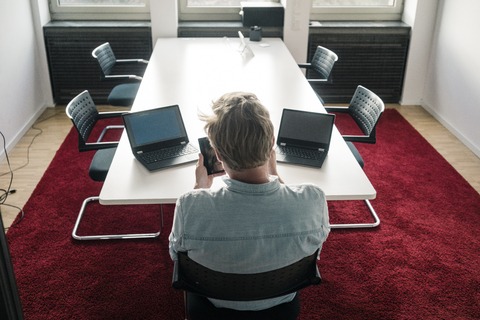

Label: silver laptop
[122,105,198,171]
[275,109,335,168]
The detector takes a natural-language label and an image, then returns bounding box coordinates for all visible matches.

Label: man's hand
[194,153,225,189]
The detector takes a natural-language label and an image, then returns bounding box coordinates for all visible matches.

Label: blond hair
[200,92,274,171]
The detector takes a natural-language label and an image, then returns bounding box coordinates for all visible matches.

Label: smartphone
[198,137,225,175]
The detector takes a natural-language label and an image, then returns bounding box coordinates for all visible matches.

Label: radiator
[308,22,411,104]
[44,21,152,105]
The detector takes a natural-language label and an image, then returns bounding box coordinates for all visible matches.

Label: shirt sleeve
[323,193,331,234]
[168,196,186,261]
[310,185,330,257]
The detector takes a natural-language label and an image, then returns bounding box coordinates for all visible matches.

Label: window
[186,0,276,5]
[313,0,395,6]
[49,0,403,22]
[49,0,150,20]
[311,0,404,21]
[179,0,280,21]
[180,0,403,22]
[57,0,146,5]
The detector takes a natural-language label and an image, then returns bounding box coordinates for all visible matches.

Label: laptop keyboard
[276,146,324,160]
[140,144,198,164]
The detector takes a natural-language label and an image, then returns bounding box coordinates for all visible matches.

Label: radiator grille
[44,22,152,105]
[308,24,411,103]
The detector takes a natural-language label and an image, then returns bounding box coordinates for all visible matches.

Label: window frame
[48,0,151,20]
[48,0,404,22]
[178,0,280,21]
[310,0,404,21]
[178,0,404,22]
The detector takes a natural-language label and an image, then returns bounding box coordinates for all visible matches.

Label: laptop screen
[238,31,254,56]
[122,105,188,148]
[277,109,335,149]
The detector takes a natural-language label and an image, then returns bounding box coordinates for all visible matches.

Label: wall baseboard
[0,104,48,164]
[421,102,480,159]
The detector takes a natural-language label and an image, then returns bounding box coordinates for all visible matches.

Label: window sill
[177,21,283,38]
[309,21,411,34]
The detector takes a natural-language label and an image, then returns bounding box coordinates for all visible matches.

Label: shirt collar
[222,175,281,194]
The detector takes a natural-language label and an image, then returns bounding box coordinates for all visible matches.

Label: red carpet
[6,110,480,319]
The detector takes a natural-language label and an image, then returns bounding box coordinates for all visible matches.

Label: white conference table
[99,37,376,210]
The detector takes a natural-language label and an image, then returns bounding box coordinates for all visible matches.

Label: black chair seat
[89,147,117,182]
[107,83,140,107]
[346,141,364,169]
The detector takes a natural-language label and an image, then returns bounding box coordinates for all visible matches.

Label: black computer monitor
[0,210,24,320]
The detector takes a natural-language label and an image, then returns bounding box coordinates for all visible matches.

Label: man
[169,92,330,317]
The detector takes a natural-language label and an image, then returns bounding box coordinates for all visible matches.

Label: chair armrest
[324,107,350,113]
[172,260,186,290]
[104,75,143,81]
[298,63,313,69]
[80,141,119,152]
[116,59,149,64]
[97,111,127,119]
[96,125,124,143]
[172,260,179,286]
[311,265,322,285]
[307,79,330,84]
[343,135,376,144]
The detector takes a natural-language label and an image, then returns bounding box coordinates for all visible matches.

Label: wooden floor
[1,104,480,230]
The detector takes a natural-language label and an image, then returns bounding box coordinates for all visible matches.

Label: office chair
[66,90,124,152]
[172,249,321,320]
[66,90,162,240]
[325,85,384,229]
[92,42,149,107]
[298,46,338,105]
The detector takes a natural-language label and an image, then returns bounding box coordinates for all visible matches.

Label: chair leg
[330,199,380,229]
[71,196,163,240]
[183,291,188,320]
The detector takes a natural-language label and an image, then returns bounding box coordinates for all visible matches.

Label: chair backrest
[311,46,338,80]
[65,90,99,151]
[172,249,321,301]
[348,85,385,142]
[92,42,116,78]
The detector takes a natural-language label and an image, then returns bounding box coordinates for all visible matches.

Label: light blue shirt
[169,175,330,311]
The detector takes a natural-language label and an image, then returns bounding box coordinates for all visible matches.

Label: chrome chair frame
[66,90,162,240]
[325,85,384,229]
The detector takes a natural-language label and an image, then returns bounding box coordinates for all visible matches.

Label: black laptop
[275,109,335,168]
[122,105,198,171]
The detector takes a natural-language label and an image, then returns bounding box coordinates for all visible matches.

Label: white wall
[150,0,178,42]
[400,0,439,105]
[422,0,480,157]
[282,0,312,64]
[0,0,51,162]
